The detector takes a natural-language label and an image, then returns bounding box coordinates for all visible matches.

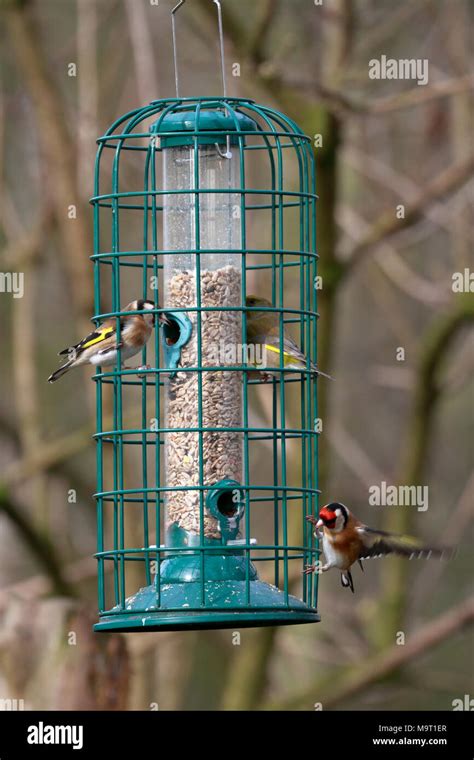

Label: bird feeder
[92,0,320,631]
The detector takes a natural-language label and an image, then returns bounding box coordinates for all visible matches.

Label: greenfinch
[245,296,331,380]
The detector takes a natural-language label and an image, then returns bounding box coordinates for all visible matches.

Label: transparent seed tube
[163,143,242,541]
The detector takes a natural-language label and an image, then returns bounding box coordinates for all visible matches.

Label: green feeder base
[94,578,319,632]
[95,528,319,632]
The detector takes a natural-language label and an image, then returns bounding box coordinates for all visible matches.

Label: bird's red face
[307,503,345,531]
[316,505,338,530]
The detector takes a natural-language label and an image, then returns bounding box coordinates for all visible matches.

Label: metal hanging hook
[171,0,228,99]
[213,0,227,99]
[213,1,232,158]
[171,0,232,158]
[171,0,186,98]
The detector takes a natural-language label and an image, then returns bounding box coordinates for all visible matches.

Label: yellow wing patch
[264,344,295,366]
[82,326,114,349]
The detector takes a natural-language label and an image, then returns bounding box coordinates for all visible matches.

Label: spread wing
[356,526,453,561]
[58,322,116,358]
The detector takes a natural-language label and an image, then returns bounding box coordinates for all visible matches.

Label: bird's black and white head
[308,502,350,533]
[125,299,157,328]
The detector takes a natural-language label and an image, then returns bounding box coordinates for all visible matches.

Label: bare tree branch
[263,74,474,121]
[4,0,94,330]
[371,75,474,114]
[377,297,474,644]
[345,157,474,273]
[0,488,75,597]
[266,595,474,710]
[338,205,450,306]
[342,145,473,243]
[2,402,141,488]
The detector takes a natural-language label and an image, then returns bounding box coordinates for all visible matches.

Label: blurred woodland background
[0,0,473,711]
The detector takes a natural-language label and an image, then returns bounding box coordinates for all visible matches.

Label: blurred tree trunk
[124,0,160,105]
[4,0,94,333]
[0,597,129,709]
[77,0,99,199]
[376,298,474,647]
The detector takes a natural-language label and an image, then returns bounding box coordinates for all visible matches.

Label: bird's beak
[158,312,172,327]
[306,515,324,529]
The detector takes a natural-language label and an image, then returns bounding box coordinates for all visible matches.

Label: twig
[345,157,474,274]
[261,74,474,121]
[266,595,474,710]
[377,298,474,644]
[4,0,94,330]
[2,403,142,488]
[371,75,474,114]
[0,208,54,268]
[0,488,75,598]
[341,145,473,243]
[338,205,450,306]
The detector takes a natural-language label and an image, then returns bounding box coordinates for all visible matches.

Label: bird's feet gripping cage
[92,97,321,631]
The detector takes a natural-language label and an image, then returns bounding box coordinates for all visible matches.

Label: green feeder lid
[151,108,258,148]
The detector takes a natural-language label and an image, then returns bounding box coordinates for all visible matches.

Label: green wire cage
[91,7,321,632]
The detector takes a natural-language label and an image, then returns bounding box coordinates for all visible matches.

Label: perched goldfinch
[48,299,166,383]
[245,296,331,380]
[305,503,454,593]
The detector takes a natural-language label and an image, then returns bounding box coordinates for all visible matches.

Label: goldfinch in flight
[245,296,331,380]
[305,502,454,593]
[48,299,167,383]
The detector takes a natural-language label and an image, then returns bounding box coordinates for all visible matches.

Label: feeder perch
[92,0,321,631]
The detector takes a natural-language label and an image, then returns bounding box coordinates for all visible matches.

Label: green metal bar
[193,110,206,608]
[111,139,125,609]
[93,143,106,613]
[141,142,152,589]
[91,187,317,202]
[275,119,289,606]
[150,141,163,606]
[238,133,251,607]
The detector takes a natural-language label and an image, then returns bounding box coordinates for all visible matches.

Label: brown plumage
[48,299,167,383]
[305,502,455,593]
[245,296,331,380]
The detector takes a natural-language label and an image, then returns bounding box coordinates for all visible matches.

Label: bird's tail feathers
[48,362,73,383]
[311,364,333,380]
[281,338,333,379]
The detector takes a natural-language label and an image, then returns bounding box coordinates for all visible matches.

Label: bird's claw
[303,564,317,575]
[137,364,152,379]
